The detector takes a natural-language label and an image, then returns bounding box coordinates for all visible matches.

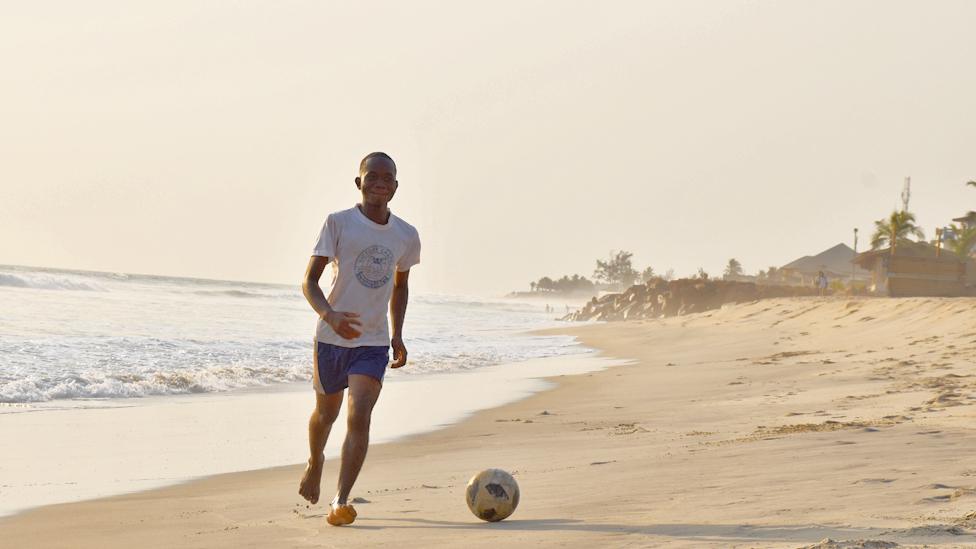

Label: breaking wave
[0,364,311,403]
[0,333,584,403]
[1,265,587,404]
[191,288,301,300]
[0,273,103,292]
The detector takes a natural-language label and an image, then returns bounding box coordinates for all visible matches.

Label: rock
[567,279,820,322]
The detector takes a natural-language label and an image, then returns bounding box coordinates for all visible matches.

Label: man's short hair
[359,152,396,175]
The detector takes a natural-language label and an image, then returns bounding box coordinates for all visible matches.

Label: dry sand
[4,297,976,548]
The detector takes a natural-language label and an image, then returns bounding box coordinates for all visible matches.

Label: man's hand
[390,336,408,368]
[324,311,362,339]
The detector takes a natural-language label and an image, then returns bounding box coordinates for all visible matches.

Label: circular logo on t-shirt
[354,245,394,289]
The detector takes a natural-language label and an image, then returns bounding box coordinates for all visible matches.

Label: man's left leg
[328,373,381,526]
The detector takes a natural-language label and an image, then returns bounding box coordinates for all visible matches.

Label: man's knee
[345,375,380,432]
[346,402,373,432]
[315,407,340,425]
[314,393,342,424]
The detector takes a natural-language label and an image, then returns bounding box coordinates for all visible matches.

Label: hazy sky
[3,1,975,295]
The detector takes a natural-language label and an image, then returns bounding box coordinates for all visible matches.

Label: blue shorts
[313,341,390,394]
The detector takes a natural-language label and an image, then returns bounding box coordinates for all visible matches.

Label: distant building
[853,241,970,296]
[952,211,976,230]
[778,243,871,286]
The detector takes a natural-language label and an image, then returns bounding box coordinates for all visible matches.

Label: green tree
[531,273,595,293]
[593,250,639,289]
[565,274,595,292]
[536,276,555,291]
[871,210,925,254]
[724,258,743,278]
[946,223,976,260]
[640,266,656,283]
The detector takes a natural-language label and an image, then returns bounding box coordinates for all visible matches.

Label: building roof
[952,211,976,224]
[852,240,942,269]
[781,243,871,277]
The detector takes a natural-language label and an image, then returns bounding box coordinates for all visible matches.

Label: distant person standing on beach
[298,152,421,526]
[816,271,828,297]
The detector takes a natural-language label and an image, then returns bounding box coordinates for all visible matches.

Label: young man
[298,152,420,526]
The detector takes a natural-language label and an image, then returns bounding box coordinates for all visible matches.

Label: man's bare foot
[298,456,324,504]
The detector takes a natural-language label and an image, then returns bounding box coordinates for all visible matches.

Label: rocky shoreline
[565,278,821,321]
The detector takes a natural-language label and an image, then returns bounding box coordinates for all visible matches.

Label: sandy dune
[4,297,976,548]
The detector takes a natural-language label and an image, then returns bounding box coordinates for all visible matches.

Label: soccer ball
[465,468,519,522]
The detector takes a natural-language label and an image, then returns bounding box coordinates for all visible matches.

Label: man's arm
[303,256,362,340]
[389,269,410,368]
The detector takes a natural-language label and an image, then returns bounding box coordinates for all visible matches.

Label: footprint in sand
[798,537,898,548]
[611,423,649,435]
[917,485,976,504]
[888,525,966,536]
[925,392,963,408]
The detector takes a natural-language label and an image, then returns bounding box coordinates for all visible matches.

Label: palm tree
[724,258,743,278]
[946,224,976,260]
[871,210,925,254]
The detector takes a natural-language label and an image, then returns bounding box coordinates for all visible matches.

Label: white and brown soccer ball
[465,468,520,522]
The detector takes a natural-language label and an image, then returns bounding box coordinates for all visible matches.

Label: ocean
[0,264,585,405]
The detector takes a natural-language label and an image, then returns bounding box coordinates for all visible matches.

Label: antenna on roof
[901,176,911,212]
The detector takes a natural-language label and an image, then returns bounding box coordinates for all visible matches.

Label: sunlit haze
[3,1,975,295]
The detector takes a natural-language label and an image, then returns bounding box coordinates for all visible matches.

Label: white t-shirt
[312,205,421,347]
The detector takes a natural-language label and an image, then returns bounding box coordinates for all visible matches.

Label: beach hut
[853,241,968,297]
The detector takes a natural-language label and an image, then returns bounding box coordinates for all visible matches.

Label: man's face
[356,157,398,206]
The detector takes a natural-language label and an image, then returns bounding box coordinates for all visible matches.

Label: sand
[4,296,976,548]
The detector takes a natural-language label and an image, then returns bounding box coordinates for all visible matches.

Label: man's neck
[358,202,390,225]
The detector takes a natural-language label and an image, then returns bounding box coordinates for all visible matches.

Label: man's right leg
[299,390,343,504]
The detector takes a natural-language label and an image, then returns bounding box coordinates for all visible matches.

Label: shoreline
[5,297,976,548]
[0,348,619,519]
